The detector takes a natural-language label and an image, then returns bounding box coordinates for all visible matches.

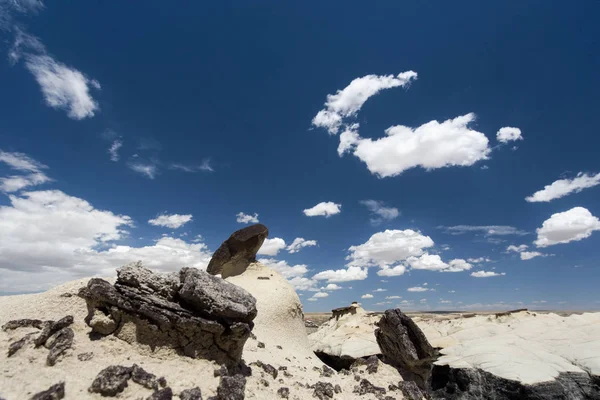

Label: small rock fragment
[88,365,133,396]
[313,381,334,399]
[132,364,163,390]
[277,387,290,399]
[8,332,36,357]
[321,365,335,378]
[179,387,203,400]
[398,381,428,400]
[2,319,44,331]
[216,374,246,400]
[46,327,74,366]
[334,384,342,394]
[34,316,73,347]
[147,387,173,400]
[77,352,94,361]
[259,378,270,387]
[257,277,270,280]
[30,382,65,400]
[353,379,386,396]
[253,361,278,379]
[257,342,265,348]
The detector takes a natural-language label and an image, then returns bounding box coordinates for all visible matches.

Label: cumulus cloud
[312,292,329,299]
[148,213,193,229]
[0,189,212,293]
[303,201,341,217]
[322,283,342,291]
[407,286,429,292]
[257,238,287,256]
[520,251,543,260]
[236,212,259,224]
[471,271,506,278]
[312,266,368,283]
[360,200,399,225]
[506,244,546,260]
[0,150,51,192]
[467,257,491,263]
[373,288,387,292]
[312,71,418,135]
[376,265,407,277]
[361,293,374,299]
[128,162,157,179]
[534,207,600,247]
[287,238,317,253]
[258,258,317,292]
[108,140,123,162]
[386,296,402,299]
[496,127,523,143]
[506,244,529,253]
[440,225,527,236]
[340,113,490,178]
[525,173,600,203]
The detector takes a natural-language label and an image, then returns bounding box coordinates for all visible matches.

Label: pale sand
[0,265,404,399]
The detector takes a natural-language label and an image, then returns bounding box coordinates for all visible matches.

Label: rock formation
[79,262,257,365]
[206,224,269,278]
[375,308,437,389]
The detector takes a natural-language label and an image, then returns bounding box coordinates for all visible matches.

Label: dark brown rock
[34,316,73,348]
[215,374,246,400]
[352,379,386,396]
[46,327,74,366]
[313,381,334,399]
[2,319,44,331]
[147,387,173,400]
[30,382,65,400]
[375,309,437,389]
[179,387,203,400]
[8,332,36,357]
[132,364,164,390]
[88,365,133,396]
[321,365,335,378]
[252,361,278,379]
[398,381,429,400]
[277,387,289,398]
[206,224,268,278]
[334,384,342,394]
[77,352,94,361]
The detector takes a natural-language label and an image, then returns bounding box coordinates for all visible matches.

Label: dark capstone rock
[30,382,65,400]
[2,319,44,331]
[88,365,133,396]
[375,309,436,389]
[252,361,278,379]
[398,381,428,400]
[8,332,36,357]
[77,352,94,361]
[277,387,290,398]
[79,262,257,365]
[179,387,203,400]
[216,374,246,400]
[34,316,74,348]
[430,365,600,400]
[206,224,269,278]
[321,365,335,378]
[334,384,342,394]
[132,364,164,390]
[353,379,386,396]
[46,327,74,366]
[147,387,173,400]
[313,381,334,399]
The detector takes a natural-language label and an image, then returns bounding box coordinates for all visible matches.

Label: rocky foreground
[1,224,599,399]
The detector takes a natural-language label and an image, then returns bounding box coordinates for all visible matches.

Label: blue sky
[1,1,599,311]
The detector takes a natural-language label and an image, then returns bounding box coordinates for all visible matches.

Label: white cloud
[322,283,342,291]
[108,140,123,162]
[312,71,418,135]
[496,127,523,143]
[377,265,407,277]
[236,212,259,224]
[373,288,387,292]
[360,200,399,225]
[406,254,471,273]
[0,150,51,192]
[306,298,318,302]
[287,237,317,253]
[525,173,600,203]
[471,271,506,278]
[258,258,317,292]
[440,225,527,236]
[507,244,529,253]
[312,266,368,283]
[535,207,600,247]
[407,286,429,292]
[520,251,543,260]
[444,259,473,272]
[303,201,341,217]
[128,163,157,179]
[448,290,456,293]
[340,113,490,178]
[257,238,287,256]
[148,213,193,229]
[386,295,402,299]
[467,257,491,263]
[170,159,214,173]
[312,292,329,299]
[347,229,434,268]
[439,300,452,304]
[361,293,374,299]
[0,189,213,293]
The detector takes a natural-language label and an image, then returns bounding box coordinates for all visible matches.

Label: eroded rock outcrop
[207,224,268,278]
[79,262,257,365]
[375,309,437,389]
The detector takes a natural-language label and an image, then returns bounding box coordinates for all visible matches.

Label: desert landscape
[1,225,599,400]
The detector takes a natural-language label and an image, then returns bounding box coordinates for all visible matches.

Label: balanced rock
[375,309,437,389]
[207,224,268,278]
[79,262,257,365]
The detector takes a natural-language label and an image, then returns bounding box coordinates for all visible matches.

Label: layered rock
[375,309,437,389]
[79,262,257,365]
[207,224,269,278]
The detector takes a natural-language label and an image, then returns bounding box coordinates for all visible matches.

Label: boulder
[79,262,257,365]
[375,309,437,389]
[30,382,65,400]
[207,224,268,278]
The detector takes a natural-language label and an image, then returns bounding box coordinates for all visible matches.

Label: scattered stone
[313,381,335,399]
[278,366,287,371]
[88,365,133,396]
[353,379,386,396]
[277,386,290,398]
[283,371,293,378]
[147,387,173,400]
[59,293,73,298]
[8,332,36,357]
[30,382,65,400]
[2,319,44,331]
[398,381,428,400]
[375,309,436,389]
[257,277,270,280]
[257,342,265,348]
[252,361,278,379]
[334,384,342,394]
[339,369,350,376]
[260,378,270,387]
[77,352,94,361]
[206,224,269,278]
[34,316,74,348]
[321,365,335,378]
[215,374,246,400]
[179,387,203,400]
[132,364,164,390]
[354,374,360,382]
[388,384,398,391]
[304,319,318,328]
[276,345,283,349]
[46,327,74,366]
